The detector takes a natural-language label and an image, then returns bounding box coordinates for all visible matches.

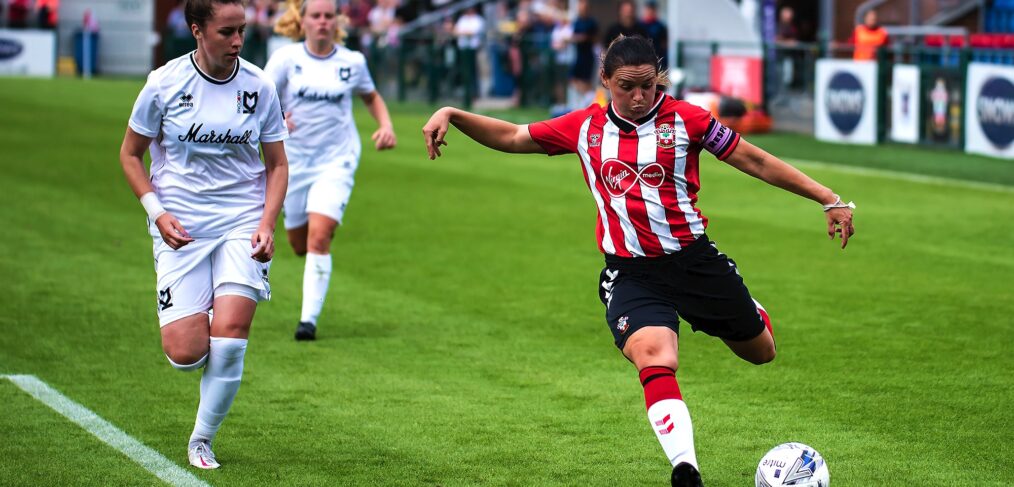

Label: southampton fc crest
[656,123,676,149]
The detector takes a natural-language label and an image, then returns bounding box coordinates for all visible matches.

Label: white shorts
[153,227,271,327]
[283,161,357,229]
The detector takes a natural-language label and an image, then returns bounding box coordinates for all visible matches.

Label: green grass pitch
[0,78,1011,486]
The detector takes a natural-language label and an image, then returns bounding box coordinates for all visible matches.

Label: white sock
[300,252,332,325]
[648,399,699,469]
[189,337,247,447]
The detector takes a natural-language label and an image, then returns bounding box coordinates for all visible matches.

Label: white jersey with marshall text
[264,43,376,186]
[128,52,288,238]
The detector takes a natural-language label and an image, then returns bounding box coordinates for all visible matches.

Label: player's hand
[155,212,194,250]
[250,225,274,262]
[372,125,396,150]
[825,207,855,249]
[422,107,451,160]
[284,111,295,133]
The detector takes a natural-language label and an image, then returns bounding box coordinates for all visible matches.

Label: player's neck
[305,39,335,57]
[193,49,236,81]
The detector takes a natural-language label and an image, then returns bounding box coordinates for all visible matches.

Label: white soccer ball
[755,442,829,487]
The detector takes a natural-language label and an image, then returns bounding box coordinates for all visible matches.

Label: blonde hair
[274,0,350,44]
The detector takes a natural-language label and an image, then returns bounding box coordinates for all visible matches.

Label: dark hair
[601,35,671,86]
[602,35,658,77]
[184,0,244,29]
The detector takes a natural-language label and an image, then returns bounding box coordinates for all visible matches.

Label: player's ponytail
[274,0,350,45]
[601,35,671,88]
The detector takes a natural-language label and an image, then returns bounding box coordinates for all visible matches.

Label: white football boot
[188,441,220,469]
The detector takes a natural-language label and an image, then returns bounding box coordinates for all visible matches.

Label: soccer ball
[755,442,829,487]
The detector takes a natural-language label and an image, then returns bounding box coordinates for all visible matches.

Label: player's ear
[191,23,201,40]
[599,70,609,89]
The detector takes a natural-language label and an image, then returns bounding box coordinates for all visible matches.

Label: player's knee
[213,319,251,338]
[306,234,332,254]
[748,345,776,365]
[626,341,679,371]
[165,350,208,371]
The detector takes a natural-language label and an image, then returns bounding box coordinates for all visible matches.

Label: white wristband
[139,192,166,220]
[822,194,856,212]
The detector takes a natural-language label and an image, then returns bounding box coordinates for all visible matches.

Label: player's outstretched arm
[422,106,544,160]
[722,139,855,248]
[360,91,396,151]
[119,127,194,249]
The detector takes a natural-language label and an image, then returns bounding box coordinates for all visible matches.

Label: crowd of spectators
[158,0,672,108]
[1,0,58,29]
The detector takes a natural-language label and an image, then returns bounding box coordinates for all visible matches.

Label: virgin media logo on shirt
[600,158,665,198]
[178,123,253,144]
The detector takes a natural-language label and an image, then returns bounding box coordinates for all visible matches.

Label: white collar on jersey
[607,90,667,133]
[303,42,338,60]
[189,51,239,85]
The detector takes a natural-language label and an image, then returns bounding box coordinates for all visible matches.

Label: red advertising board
[710,56,763,105]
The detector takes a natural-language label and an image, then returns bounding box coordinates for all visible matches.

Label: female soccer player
[421,35,854,487]
[265,0,396,341]
[119,0,288,470]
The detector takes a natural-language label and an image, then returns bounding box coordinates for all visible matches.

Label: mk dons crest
[656,123,676,149]
[239,90,258,114]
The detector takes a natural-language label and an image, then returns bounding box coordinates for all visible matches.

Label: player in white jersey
[266,0,396,341]
[118,0,288,470]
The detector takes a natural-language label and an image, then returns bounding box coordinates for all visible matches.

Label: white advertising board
[0,29,56,77]
[965,62,1014,159]
[890,64,921,143]
[815,60,879,145]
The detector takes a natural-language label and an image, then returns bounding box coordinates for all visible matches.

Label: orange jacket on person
[852,24,888,60]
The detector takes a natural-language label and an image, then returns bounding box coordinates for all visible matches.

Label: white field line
[1,374,210,487]
[786,158,1014,194]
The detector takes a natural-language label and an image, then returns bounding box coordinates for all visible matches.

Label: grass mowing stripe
[1,375,209,487]
[787,158,1014,193]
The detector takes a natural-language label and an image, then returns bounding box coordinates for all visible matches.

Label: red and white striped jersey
[528,93,741,257]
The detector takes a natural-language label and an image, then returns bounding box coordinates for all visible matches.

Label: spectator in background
[365,0,396,50]
[775,5,800,89]
[8,0,29,28]
[341,0,371,51]
[549,0,573,110]
[570,0,597,107]
[603,0,646,49]
[165,0,195,61]
[243,0,276,67]
[167,0,190,37]
[36,0,58,29]
[852,9,888,61]
[639,0,667,71]
[776,6,799,44]
[454,6,484,100]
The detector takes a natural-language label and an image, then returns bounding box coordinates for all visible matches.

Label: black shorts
[597,235,766,350]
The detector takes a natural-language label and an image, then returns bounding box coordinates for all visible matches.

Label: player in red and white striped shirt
[422,35,854,487]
